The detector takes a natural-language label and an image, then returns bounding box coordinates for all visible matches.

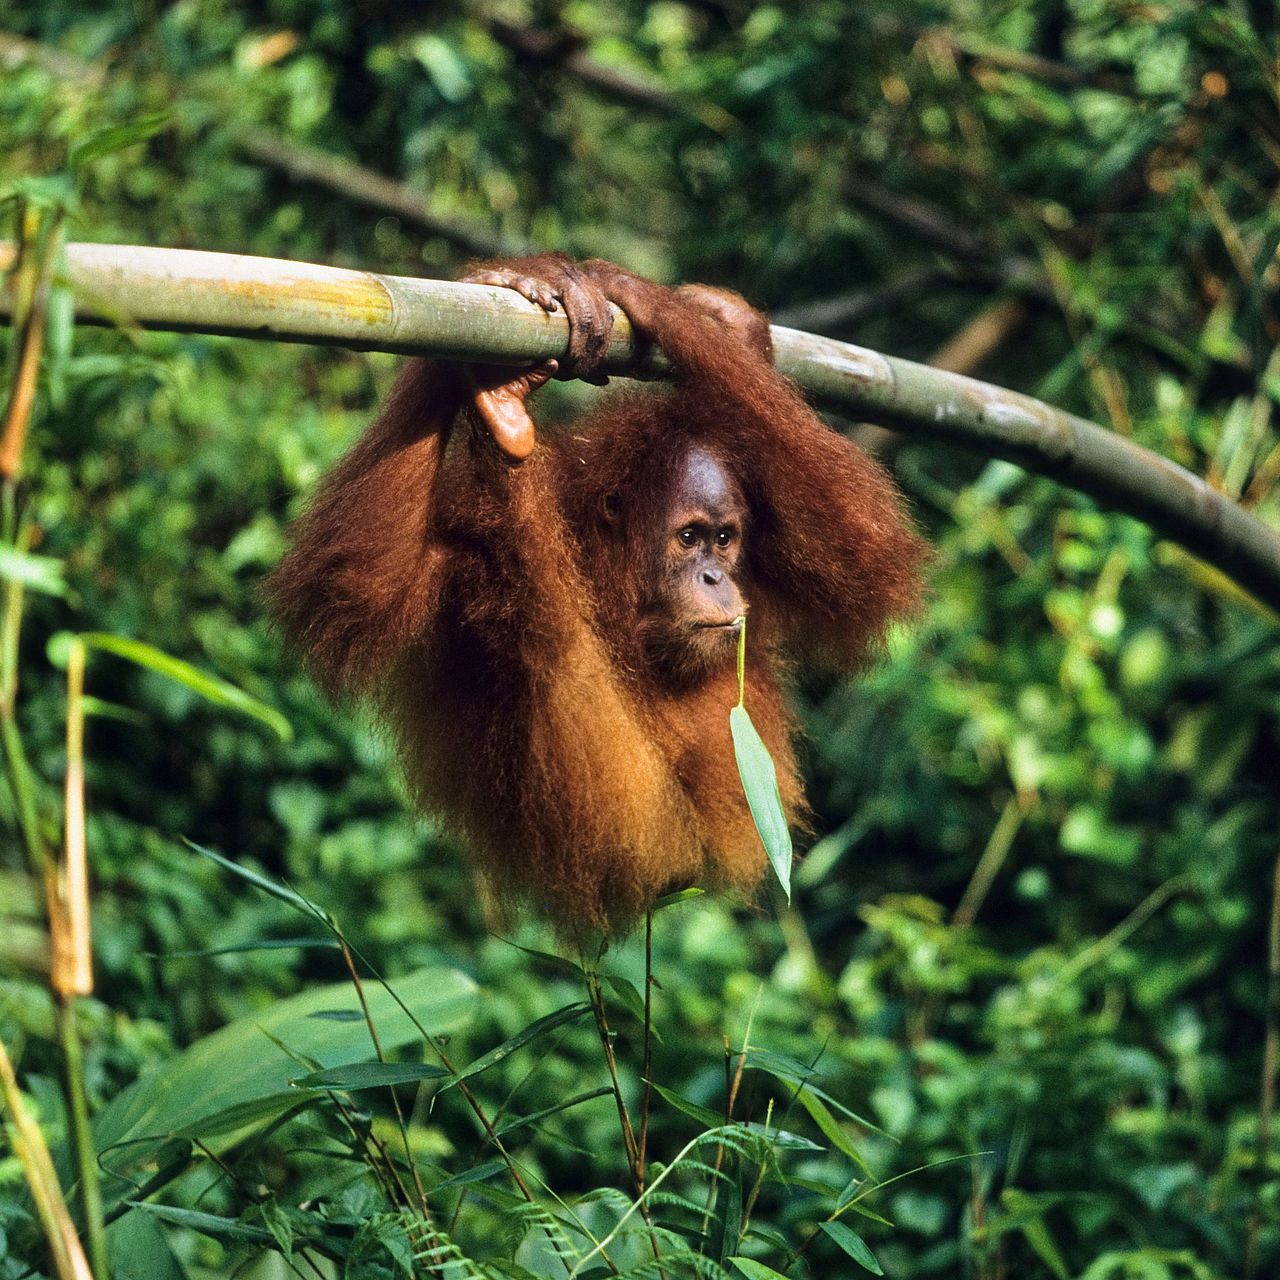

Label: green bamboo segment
[2,242,1278,610]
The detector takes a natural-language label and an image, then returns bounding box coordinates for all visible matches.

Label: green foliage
[1,3,1279,1278]
[732,620,793,902]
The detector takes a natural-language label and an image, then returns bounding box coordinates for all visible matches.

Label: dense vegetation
[1,3,1278,1278]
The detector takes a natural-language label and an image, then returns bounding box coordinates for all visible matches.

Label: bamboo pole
[2,242,1278,611]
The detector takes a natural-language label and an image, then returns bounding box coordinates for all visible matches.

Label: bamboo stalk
[0,1035,94,1280]
[2,242,1278,610]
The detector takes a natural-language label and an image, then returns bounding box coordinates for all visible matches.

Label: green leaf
[498,939,585,978]
[172,1093,311,1139]
[56,631,292,740]
[69,113,170,171]
[820,1221,884,1274]
[291,1060,451,1091]
[0,545,68,597]
[494,1087,613,1138]
[184,839,323,917]
[107,1207,187,1280]
[1002,1190,1070,1280]
[837,1200,894,1228]
[130,1203,274,1246]
[650,1082,724,1129]
[792,1089,872,1175]
[739,1122,823,1151]
[746,1049,884,1133]
[79,696,148,725]
[155,937,339,959]
[410,34,472,102]
[603,974,660,1038]
[729,1258,790,1280]
[444,1002,592,1087]
[90,965,477,1209]
[713,1174,744,1264]
[729,705,792,901]
[430,1160,508,1193]
[654,886,705,910]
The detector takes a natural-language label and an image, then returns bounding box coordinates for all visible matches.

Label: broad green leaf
[444,1002,592,1087]
[410,34,472,102]
[107,1208,187,1280]
[729,704,792,901]
[820,1221,884,1274]
[54,631,292,740]
[729,1258,789,1280]
[90,966,477,1209]
[0,545,67,596]
[172,1093,312,1139]
[292,1060,451,1091]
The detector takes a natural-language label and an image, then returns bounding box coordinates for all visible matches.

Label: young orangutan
[266,255,925,932]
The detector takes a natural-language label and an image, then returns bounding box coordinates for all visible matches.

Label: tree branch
[2,242,1277,611]
[235,131,520,259]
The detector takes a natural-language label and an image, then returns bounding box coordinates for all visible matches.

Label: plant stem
[333,933,538,1204]
[336,938,433,1223]
[0,1033,93,1280]
[55,997,106,1279]
[952,793,1026,927]
[700,998,755,1241]
[637,911,655,1182]
[584,968,641,1183]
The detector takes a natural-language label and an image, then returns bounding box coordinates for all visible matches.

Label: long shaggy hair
[266,261,926,933]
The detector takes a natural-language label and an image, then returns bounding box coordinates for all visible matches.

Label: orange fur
[265,258,926,933]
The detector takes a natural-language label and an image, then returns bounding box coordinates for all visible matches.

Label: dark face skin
[646,447,747,676]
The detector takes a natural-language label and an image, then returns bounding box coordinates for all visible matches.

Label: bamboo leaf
[430,1160,508,1193]
[155,937,338,959]
[183,839,323,917]
[129,1203,274,1246]
[729,1257,789,1280]
[291,1060,451,1091]
[820,1221,884,1274]
[602,974,660,1039]
[729,705,792,901]
[654,886,705,910]
[493,1086,613,1138]
[791,1089,872,1175]
[443,1002,592,1087]
[91,965,477,1208]
[650,1082,725,1130]
[49,631,291,740]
